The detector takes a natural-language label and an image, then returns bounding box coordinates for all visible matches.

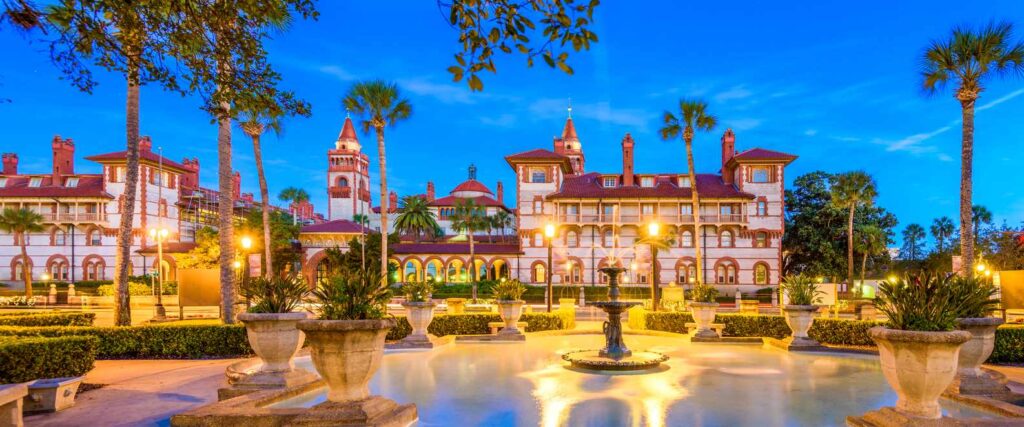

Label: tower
[52,135,75,182]
[327,116,371,221]
[552,106,585,175]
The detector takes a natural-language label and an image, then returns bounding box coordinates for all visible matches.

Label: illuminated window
[533,263,547,284]
[755,264,769,285]
[754,232,768,248]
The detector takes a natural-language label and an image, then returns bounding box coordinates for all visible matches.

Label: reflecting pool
[274,334,990,426]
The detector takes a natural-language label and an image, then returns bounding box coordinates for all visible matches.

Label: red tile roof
[730,148,797,162]
[339,117,358,140]
[429,195,508,209]
[546,172,755,200]
[391,242,521,255]
[504,149,573,173]
[0,174,112,198]
[300,219,369,234]
[450,180,493,195]
[85,149,190,172]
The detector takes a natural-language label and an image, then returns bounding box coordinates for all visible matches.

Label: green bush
[384,312,571,340]
[808,318,886,346]
[0,312,95,327]
[0,322,251,359]
[990,325,1024,364]
[0,336,98,383]
[719,314,790,338]
[96,282,176,297]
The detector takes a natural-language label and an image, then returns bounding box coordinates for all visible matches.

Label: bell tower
[327,115,371,221]
[553,105,585,175]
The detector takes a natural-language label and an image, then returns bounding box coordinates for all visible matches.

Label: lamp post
[240,235,253,279]
[544,222,556,313]
[647,221,661,312]
[148,226,169,319]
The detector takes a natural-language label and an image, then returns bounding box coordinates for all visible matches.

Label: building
[300,115,796,295]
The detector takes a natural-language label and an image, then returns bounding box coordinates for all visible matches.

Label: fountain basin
[562,349,668,371]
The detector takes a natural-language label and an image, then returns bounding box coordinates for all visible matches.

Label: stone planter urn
[869,327,971,419]
[953,317,1008,395]
[689,302,719,338]
[297,318,395,402]
[401,301,437,343]
[238,312,310,373]
[782,305,820,347]
[496,300,525,335]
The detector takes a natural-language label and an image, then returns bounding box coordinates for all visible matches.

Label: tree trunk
[20,242,31,298]
[959,97,976,275]
[847,205,855,285]
[469,232,477,302]
[685,136,703,285]
[252,133,273,277]
[375,128,389,284]
[217,103,235,323]
[113,74,141,326]
[860,251,868,298]
[651,246,659,311]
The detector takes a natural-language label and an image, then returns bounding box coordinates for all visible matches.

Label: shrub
[96,282,172,297]
[0,312,95,327]
[0,322,251,359]
[989,325,1024,364]
[401,281,434,303]
[780,274,822,305]
[808,318,887,346]
[690,283,719,303]
[877,273,959,332]
[719,314,790,338]
[384,312,571,340]
[0,297,36,307]
[946,276,999,319]
[239,275,308,313]
[313,270,390,320]
[492,279,526,301]
[0,336,98,383]
[644,312,693,334]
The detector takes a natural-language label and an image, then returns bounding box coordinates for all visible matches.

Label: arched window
[336,176,349,187]
[688,265,697,284]
[602,229,614,247]
[13,260,28,280]
[754,232,768,248]
[315,259,331,285]
[49,260,68,281]
[54,229,66,246]
[681,231,693,248]
[87,228,102,246]
[755,263,769,285]
[720,230,734,247]
[566,231,578,247]
[533,263,547,284]
[716,261,738,284]
[571,263,582,283]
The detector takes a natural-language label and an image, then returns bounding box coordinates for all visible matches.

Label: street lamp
[647,221,661,311]
[148,226,169,319]
[544,222,556,313]
[240,235,253,278]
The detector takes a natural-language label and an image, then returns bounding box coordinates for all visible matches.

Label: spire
[335,116,360,150]
[468,164,477,180]
[561,117,578,142]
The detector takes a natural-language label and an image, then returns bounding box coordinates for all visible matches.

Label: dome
[450,180,493,198]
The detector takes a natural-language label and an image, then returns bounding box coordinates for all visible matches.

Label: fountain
[562,266,668,371]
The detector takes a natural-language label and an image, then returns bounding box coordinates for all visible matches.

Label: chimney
[51,136,75,183]
[621,133,635,186]
[496,181,504,203]
[180,158,200,190]
[721,129,736,184]
[139,136,152,152]
[426,181,435,202]
[388,191,398,213]
[232,171,241,199]
[2,153,19,175]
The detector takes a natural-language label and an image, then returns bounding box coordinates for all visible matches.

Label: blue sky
[2,1,1023,247]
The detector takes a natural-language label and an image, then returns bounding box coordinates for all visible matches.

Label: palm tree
[659,99,717,285]
[240,110,283,277]
[972,205,993,250]
[343,80,413,281]
[0,208,44,298]
[829,171,878,284]
[854,224,887,296]
[902,224,927,261]
[492,210,514,241]
[921,21,1024,274]
[636,226,675,311]
[394,195,439,243]
[278,186,310,225]
[450,198,488,301]
[352,213,370,272]
[930,216,955,253]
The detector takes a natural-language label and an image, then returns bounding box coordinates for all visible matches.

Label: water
[272,334,991,426]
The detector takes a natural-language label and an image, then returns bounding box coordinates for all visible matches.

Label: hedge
[990,325,1024,364]
[0,312,96,327]
[0,336,98,383]
[385,311,574,341]
[0,322,251,359]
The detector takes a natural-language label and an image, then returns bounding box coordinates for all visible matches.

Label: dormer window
[65,177,79,187]
[678,176,691,188]
[603,177,617,188]
[0,177,6,187]
[640,176,655,188]
[29,177,42,187]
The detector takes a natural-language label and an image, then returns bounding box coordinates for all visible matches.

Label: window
[716,263,737,284]
[533,232,543,247]
[65,177,78,187]
[565,205,579,215]
[0,177,6,187]
[636,272,648,284]
[602,229,614,247]
[720,230,734,247]
[603,177,617,188]
[49,261,69,281]
[602,205,615,220]
[29,177,42,187]
[679,204,693,218]
[720,205,734,215]
[755,264,769,285]
[752,166,770,183]
[54,230,66,246]
[641,204,655,215]
[158,199,168,217]
[533,200,543,214]
[640,176,655,188]
[85,260,105,281]
[681,231,693,247]
[88,229,102,246]
[13,261,28,280]
[757,201,768,216]
[678,264,698,284]
[566,231,578,247]
[111,167,125,183]
[678,176,691,188]
[533,263,547,284]
[337,177,349,187]
[530,168,548,183]
[754,232,768,248]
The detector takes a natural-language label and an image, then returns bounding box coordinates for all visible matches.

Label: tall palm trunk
[860,251,868,298]
[684,134,703,285]
[847,205,855,284]
[217,107,235,323]
[20,241,31,298]
[958,93,976,275]
[374,128,389,282]
[651,246,659,310]
[252,132,273,276]
[114,71,141,326]
[469,232,477,302]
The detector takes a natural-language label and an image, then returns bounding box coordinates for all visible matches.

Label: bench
[488,321,528,334]
[685,322,725,334]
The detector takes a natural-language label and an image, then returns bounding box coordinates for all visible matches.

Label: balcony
[39,212,105,224]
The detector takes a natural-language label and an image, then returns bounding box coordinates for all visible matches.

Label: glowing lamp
[648,222,660,237]
[240,236,253,250]
[544,223,556,238]
[41,273,50,281]
[233,260,242,270]
[887,275,897,283]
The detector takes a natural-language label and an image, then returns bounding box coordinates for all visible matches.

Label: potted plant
[688,283,720,338]
[780,274,824,347]
[236,275,312,379]
[871,274,971,419]
[492,279,527,335]
[946,275,1003,394]
[400,281,437,345]
[298,270,395,402]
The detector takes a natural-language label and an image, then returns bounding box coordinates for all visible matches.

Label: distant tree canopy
[783,170,897,279]
[179,227,220,269]
[237,208,301,275]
